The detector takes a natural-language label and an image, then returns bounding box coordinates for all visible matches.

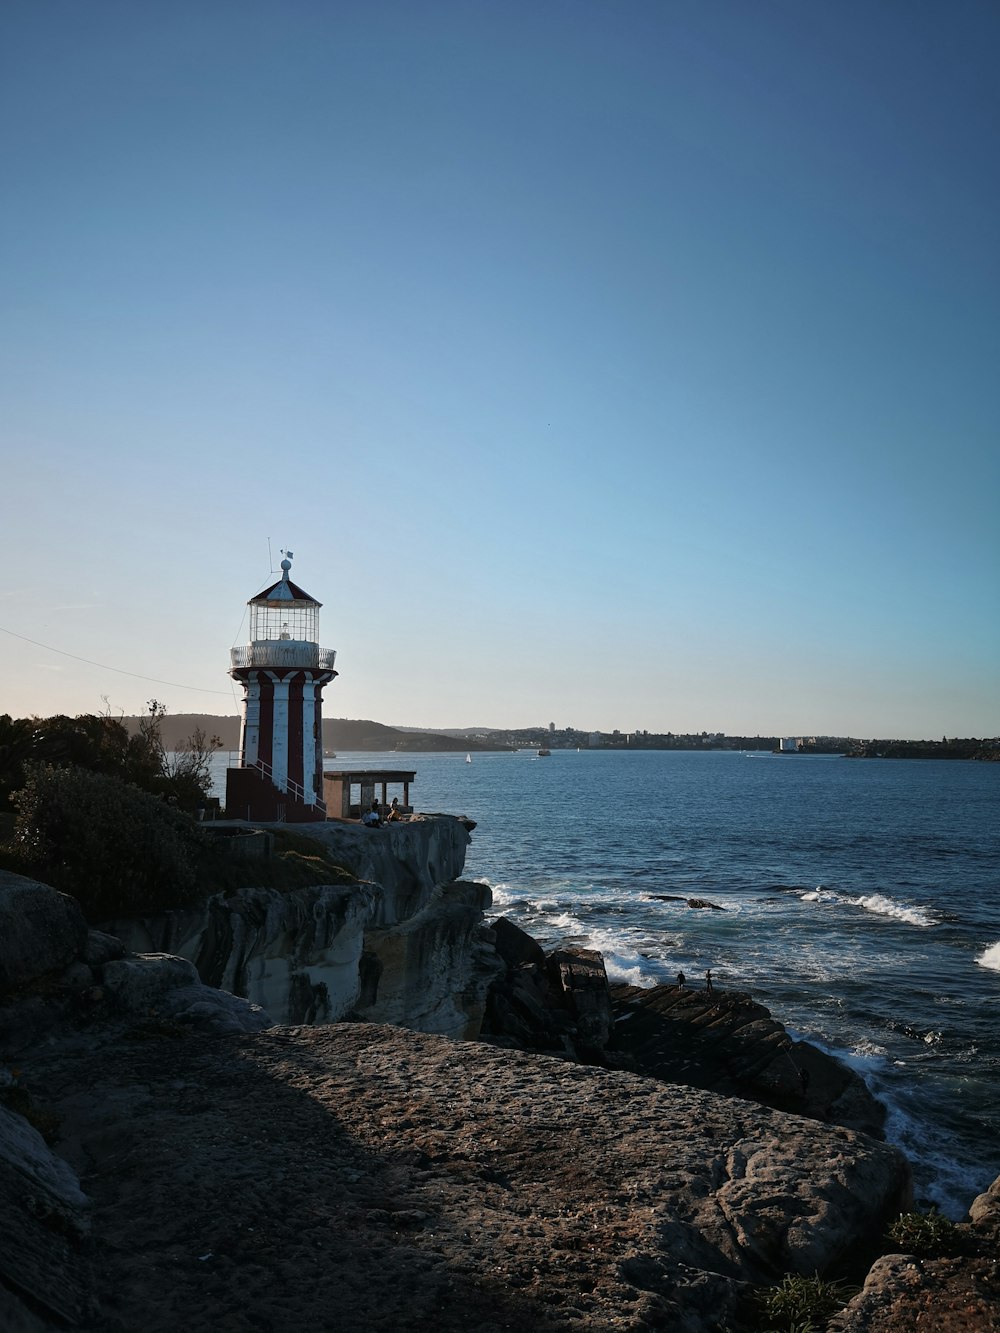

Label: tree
[10,764,209,921]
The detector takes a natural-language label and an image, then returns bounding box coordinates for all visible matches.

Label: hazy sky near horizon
[2,1,997,738]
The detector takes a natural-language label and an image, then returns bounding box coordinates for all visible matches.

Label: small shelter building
[323,770,416,821]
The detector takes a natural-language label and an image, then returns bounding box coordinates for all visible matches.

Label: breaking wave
[850,894,935,927]
[976,941,1000,972]
[799,887,934,927]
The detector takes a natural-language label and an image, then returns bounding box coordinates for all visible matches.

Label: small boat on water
[537,748,551,757]
[465,753,472,763]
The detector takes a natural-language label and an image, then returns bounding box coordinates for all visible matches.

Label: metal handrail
[251,758,327,816]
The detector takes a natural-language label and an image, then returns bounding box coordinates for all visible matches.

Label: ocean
[211,747,1000,1218]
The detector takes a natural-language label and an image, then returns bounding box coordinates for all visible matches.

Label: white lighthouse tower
[226,553,337,822]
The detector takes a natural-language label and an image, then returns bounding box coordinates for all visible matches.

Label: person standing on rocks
[705,969,714,995]
[677,970,686,987]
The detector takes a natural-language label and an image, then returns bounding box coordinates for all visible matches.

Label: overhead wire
[0,625,232,696]
[4,558,288,706]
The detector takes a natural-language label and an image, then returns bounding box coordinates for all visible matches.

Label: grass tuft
[752,1272,851,1332]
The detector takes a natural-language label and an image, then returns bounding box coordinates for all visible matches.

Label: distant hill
[117,714,492,754]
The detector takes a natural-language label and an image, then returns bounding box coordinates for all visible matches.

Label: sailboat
[465,753,472,763]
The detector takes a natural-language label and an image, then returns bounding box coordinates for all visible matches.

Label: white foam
[479,878,514,906]
[852,1038,889,1060]
[602,953,659,988]
[800,887,841,904]
[976,941,1000,972]
[847,893,935,928]
[881,1099,990,1220]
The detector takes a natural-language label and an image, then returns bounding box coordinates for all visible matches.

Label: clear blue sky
[2,0,997,737]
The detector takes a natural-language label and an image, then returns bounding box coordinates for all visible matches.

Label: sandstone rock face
[970,1172,1000,1228]
[358,881,503,1038]
[295,813,473,925]
[0,873,88,992]
[107,883,379,1026]
[104,816,491,1035]
[15,1023,911,1333]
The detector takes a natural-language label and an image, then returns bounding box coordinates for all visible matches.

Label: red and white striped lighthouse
[225,553,337,822]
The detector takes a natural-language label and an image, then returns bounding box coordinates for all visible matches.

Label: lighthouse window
[249,603,319,643]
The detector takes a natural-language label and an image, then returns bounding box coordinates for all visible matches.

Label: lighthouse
[225,553,337,822]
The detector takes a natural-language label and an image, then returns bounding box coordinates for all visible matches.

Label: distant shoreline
[107,712,999,762]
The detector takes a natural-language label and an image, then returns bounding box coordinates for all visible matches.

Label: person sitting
[361,802,381,827]
[385,797,403,822]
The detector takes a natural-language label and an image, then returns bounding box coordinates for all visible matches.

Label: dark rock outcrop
[483,920,886,1140]
[609,982,887,1138]
[0,874,271,1060]
[482,918,615,1062]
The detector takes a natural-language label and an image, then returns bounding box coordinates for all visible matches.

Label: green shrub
[10,764,210,922]
[205,829,356,895]
[753,1273,850,1332]
[885,1208,962,1258]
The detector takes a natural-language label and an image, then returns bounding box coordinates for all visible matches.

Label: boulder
[0,873,88,993]
[83,929,126,967]
[98,954,271,1033]
[969,1173,1000,1229]
[490,915,546,969]
[548,947,613,1051]
[0,1102,92,1329]
[101,954,202,1010]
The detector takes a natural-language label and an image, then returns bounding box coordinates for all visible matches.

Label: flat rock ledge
[12,1023,909,1333]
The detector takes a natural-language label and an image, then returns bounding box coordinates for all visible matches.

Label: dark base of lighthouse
[225,767,326,824]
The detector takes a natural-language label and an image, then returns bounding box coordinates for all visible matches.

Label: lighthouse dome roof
[249,556,321,607]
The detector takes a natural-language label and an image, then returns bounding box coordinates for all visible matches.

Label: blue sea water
[214,748,1000,1217]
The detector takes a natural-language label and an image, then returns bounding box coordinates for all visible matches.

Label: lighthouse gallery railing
[230,644,337,670]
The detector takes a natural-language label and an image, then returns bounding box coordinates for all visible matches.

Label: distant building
[778,737,800,752]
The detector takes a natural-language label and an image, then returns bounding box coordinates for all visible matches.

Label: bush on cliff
[885,1208,963,1258]
[8,764,209,921]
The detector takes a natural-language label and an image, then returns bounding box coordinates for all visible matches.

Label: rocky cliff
[103,815,500,1038]
[1,845,995,1331]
